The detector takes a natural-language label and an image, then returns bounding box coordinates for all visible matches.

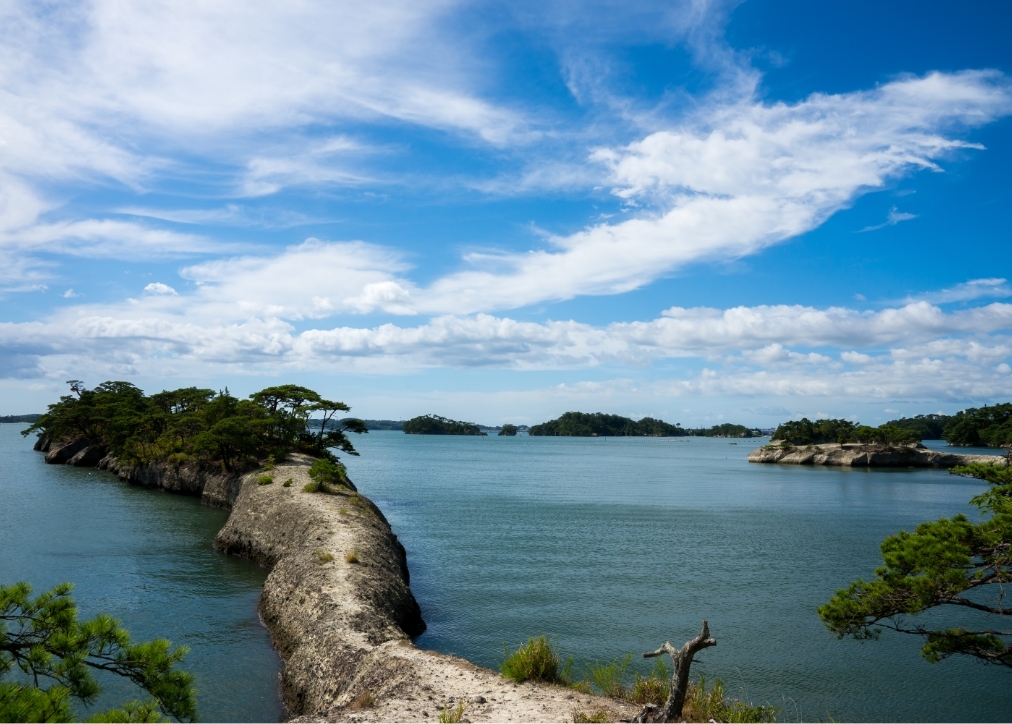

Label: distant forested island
[527,412,760,437]
[336,418,405,431]
[0,414,41,423]
[402,414,483,435]
[773,403,1011,447]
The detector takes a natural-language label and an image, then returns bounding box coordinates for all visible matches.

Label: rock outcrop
[33,439,634,722]
[748,442,999,467]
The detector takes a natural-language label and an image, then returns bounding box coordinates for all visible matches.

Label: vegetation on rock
[692,423,759,438]
[942,403,1012,447]
[819,454,1012,669]
[885,414,951,440]
[23,380,365,472]
[402,415,483,435]
[498,424,518,436]
[0,582,196,722]
[529,412,688,437]
[773,418,919,445]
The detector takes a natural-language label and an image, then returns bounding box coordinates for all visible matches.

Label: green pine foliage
[497,424,518,436]
[942,403,1012,447]
[23,380,365,472]
[0,582,196,722]
[773,418,919,444]
[885,414,951,440]
[818,458,1012,668]
[306,458,351,493]
[402,415,483,435]
[693,423,758,438]
[529,412,688,437]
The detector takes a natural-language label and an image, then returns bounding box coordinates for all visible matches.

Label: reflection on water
[344,432,1009,722]
[0,425,283,722]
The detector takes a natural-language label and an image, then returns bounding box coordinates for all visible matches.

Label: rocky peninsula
[34,435,635,722]
[747,441,998,467]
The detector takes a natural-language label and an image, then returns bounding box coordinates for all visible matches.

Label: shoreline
[747,441,1000,467]
[33,437,636,722]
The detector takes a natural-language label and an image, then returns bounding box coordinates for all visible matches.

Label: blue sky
[1,0,1011,426]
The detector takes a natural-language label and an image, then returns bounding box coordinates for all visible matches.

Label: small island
[402,414,484,435]
[529,411,688,436]
[748,413,1009,468]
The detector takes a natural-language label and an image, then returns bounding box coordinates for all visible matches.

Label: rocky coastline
[33,435,635,722]
[747,441,999,467]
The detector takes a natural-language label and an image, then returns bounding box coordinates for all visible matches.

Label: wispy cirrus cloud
[858,206,918,232]
[904,277,1012,305]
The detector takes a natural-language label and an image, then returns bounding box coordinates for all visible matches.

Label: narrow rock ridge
[35,438,636,722]
[748,441,999,467]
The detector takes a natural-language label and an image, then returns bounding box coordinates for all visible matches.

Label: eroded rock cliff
[747,442,998,467]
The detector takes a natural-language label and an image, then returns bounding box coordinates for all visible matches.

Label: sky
[1,0,1011,427]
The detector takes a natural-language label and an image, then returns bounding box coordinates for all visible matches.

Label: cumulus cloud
[143,283,178,296]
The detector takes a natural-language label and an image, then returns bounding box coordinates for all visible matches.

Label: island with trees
[748,411,1010,467]
[402,414,483,435]
[529,412,689,437]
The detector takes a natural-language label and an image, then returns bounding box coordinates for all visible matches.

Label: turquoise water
[343,432,1010,722]
[0,424,283,722]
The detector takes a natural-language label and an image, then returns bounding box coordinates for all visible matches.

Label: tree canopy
[773,418,919,445]
[885,414,951,440]
[24,380,365,472]
[691,423,758,438]
[942,403,1012,448]
[529,412,688,437]
[402,415,482,435]
[498,424,518,437]
[818,455,1012,669]
[1,582,196,722]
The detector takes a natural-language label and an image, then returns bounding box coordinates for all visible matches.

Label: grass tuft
[339,507,349,515]
[315,549,334,563]
[302,481,321,493]
[627,658,670,706]
[573,709,610,723]
[349,690,375,711]
[345,550,360,564]
[683,677,778,723]
[256,474,273,486]
[282,478,293,487]
[438,700,468,723]
[585,654,631,698]
[500,635,569,684]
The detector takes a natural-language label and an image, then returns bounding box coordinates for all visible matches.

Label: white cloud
[858,206,917,233]
[412,71,1012,313]
[905,277,1012,304]
[144,283,178,296]
[62,289,79,298]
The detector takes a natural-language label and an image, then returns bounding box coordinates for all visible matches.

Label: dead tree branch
[635,620,717,722]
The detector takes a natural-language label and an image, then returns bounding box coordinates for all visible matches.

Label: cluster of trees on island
[773,403,1012,447]
[22,380,366,472]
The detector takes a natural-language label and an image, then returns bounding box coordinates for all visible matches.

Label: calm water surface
[343,432,1009,722]
[0,424,283,722]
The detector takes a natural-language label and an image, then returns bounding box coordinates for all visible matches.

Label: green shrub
[308,458,349,492]
[302,481,320,493]
[585,654,631,698]
[500,636,569,684]
[256,474,273,485]
[282,478,293,487]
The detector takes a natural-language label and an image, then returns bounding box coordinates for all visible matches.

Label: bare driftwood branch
[633,621,717,722]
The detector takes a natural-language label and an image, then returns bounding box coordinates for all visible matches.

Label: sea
[2,423,1009,721]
